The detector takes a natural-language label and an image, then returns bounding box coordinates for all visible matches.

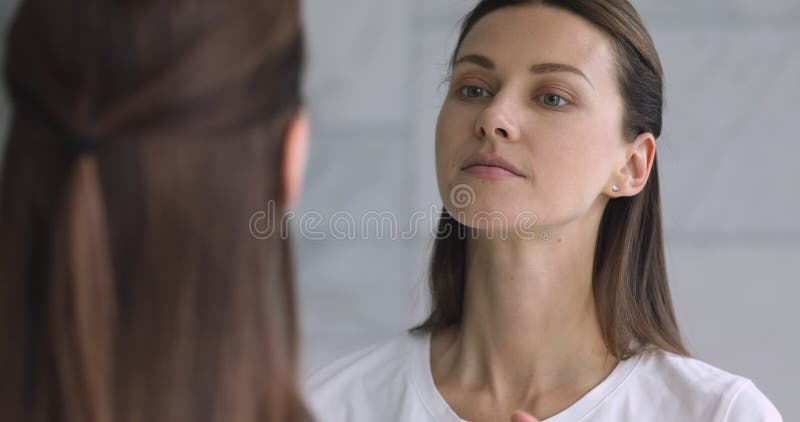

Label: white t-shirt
[306,331,782,422]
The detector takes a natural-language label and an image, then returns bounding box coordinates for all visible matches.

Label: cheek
[435,103,472,172]
[530,123,617,200]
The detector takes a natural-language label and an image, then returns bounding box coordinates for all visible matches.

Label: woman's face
[436,4,634,233]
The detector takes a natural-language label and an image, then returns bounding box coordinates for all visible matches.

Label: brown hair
[414,0,690,360]
[0,0,308,421]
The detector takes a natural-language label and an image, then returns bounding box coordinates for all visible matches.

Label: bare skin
[432,4,656,421]
[512,412,542,422]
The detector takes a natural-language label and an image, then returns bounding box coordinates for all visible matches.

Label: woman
[0,0,309,421]
[307,1,782,421]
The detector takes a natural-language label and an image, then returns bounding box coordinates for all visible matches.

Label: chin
[446,203,541,238]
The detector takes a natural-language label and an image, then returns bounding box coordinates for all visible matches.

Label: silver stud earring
[612,184,620,192]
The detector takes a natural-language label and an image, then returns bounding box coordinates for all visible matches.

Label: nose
[474,99,520,142]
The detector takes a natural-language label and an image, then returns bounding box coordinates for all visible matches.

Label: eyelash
[458,85,492,98]
[456,84,573,108]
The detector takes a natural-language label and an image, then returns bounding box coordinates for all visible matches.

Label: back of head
[0,0,307,421]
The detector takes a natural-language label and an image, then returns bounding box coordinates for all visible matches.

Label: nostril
[495,128,508,138]
[479,127,486,137]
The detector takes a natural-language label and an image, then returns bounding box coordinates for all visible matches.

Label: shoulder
[630,348,781,421]
[304,331,426,420]
[306,331,417,393]
[635,348,745,392]
[723,378,783,421]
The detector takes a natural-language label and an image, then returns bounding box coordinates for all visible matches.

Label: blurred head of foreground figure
[0,0,309,421]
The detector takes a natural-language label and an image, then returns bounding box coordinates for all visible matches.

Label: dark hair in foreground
[0,0,308,421]
[414,0,690,360]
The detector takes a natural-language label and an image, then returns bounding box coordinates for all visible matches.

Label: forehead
[458,4,617,82]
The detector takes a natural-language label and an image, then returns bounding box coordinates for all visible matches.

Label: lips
[461,151,525,178]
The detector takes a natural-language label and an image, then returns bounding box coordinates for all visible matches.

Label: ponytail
[48,152,115,422]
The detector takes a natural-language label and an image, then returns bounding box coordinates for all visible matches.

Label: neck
[432,201,618,404]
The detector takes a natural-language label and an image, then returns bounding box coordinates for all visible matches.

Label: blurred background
[1,0,797,419]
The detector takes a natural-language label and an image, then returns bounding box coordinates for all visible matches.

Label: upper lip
[461,151,525,177]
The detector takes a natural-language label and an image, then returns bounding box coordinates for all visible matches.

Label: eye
[459,85,492,98]
[538,93,570,107]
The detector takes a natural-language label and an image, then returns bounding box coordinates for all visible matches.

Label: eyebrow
[454,54,595,89]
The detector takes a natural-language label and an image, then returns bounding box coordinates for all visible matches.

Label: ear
[282,109,310,208]
[611,132,656,197]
